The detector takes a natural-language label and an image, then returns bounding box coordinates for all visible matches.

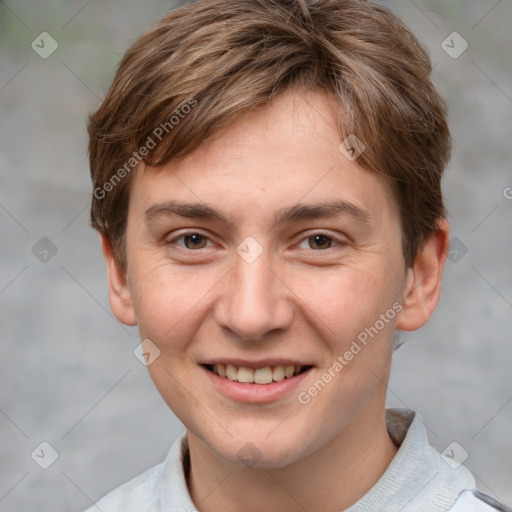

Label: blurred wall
[0,1,511,510]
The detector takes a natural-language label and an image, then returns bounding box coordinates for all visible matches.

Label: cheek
[283,260,402,397]
[129,257,219,347]
[287,260,402,335]
[129,261,217,426]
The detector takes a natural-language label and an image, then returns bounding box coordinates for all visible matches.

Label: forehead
[130,89,399,231]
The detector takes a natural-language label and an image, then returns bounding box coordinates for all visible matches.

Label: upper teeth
[212,363,305,384]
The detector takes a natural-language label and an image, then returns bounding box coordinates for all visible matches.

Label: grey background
[0,1,511,510]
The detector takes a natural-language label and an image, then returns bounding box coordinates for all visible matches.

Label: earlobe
[396,219,450,332]
[100,234,137,326]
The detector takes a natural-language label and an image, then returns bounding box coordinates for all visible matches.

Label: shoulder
[83,462,163,512]
[82,434,192,512]
[449,490,512,512]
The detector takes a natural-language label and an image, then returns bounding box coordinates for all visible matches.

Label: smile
[203,363,312,384]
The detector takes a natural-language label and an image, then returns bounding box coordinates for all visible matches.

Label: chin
[198,425,312,469]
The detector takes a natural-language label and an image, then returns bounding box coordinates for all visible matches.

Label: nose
[214,252,294,341]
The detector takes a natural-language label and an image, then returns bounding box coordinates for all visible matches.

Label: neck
[186,401,398,512]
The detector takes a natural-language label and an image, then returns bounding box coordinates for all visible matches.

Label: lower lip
[201,365,313,403]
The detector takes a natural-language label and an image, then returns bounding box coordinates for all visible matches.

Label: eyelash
[167,231,347,252]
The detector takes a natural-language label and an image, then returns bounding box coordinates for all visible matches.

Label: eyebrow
[143,199,371,228]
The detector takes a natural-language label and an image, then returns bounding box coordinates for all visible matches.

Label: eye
[171,232,212,250]
[297,233,344,250]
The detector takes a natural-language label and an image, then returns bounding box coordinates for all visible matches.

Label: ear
[100,233,137,326]
[396,218,450,331]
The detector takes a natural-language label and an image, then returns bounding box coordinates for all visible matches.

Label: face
[107,89,438,468]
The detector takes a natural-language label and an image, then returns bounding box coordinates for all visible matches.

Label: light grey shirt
[85,409,509,511]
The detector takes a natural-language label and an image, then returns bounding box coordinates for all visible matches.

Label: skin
[102,89,450,511]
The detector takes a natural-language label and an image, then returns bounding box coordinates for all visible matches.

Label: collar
[346,409,475,511]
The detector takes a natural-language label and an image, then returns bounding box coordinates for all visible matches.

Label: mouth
[202,363,313,384]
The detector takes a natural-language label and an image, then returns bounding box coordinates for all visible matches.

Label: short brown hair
[88,0,450,272]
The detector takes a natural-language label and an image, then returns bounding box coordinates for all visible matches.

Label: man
[85,0,510,510]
